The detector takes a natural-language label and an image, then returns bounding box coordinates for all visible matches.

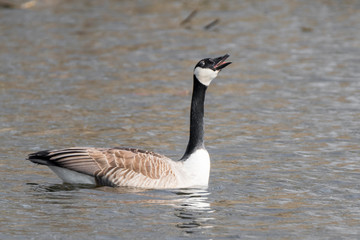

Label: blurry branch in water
[301,26,313,33]
[180,9,220,31]
[180,9,198,26]
[204,18,220,30]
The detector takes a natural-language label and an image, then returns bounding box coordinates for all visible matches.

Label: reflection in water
[29,183,214,235]
[28,182,96,193]
[172,189,214,233]
[104,187,215,234]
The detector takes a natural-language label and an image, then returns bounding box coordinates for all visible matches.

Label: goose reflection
[29,183,214,234]
[172,188,214,233]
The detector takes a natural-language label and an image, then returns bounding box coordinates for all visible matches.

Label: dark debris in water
[180,9,220,31]
[180,9,198,26]
[301,26,314,33]
[204,18,220,30]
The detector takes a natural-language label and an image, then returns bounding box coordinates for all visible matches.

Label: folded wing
[28,147,178,188]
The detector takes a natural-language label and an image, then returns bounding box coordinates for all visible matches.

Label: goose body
[27,54,231,189]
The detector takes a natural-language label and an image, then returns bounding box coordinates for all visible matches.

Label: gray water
[1,0,360,239]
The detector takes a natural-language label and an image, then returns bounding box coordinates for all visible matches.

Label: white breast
[178,148,211,187]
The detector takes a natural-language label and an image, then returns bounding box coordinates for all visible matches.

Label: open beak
[213,54,232,71]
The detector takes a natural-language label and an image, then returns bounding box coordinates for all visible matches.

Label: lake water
[1,0,360,239]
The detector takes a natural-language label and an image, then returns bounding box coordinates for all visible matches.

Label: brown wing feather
[43,148,101,175]
[92,148,177,187]
[32,147,177,187]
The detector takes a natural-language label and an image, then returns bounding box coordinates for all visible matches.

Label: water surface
[1,0,360,239]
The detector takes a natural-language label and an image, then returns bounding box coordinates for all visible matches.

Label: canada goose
[27,54,232,189]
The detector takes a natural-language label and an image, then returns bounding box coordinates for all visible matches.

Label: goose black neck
[181,75,208,160]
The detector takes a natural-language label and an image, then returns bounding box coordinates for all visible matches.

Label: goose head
[194,54,232,86]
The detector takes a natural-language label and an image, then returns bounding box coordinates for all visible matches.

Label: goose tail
[27,150,54,166]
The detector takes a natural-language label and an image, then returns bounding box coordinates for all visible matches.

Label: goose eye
[199,61,205,67]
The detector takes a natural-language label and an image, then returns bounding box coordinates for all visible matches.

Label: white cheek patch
[194,67,219,86]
